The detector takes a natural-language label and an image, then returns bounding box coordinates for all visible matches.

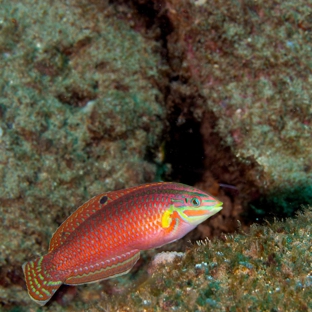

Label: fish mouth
[215,200,223,208]
[215,200,223,210]
[213,201,223,213]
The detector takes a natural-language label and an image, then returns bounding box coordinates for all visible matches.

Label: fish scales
[23,182,222,305]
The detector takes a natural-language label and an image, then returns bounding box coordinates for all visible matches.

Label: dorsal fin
[48,183,163,252]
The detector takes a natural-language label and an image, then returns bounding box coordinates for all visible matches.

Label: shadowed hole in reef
[164,106,205,186]
[120,0,309,227]
[248,185,312,223]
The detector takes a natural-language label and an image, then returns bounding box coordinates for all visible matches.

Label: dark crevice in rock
[114,1,268,230]
[164,105,205,185]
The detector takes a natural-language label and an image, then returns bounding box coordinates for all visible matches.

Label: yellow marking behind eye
[161,210,172,228]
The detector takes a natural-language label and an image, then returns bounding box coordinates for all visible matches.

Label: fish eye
[191,197,200,207]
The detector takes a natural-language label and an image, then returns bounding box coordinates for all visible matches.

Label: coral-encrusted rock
[165,0,312,212]
[0,0,165,307]
[109,208,312,311]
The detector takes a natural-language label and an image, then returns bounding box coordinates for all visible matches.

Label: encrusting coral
[96,207,311,311]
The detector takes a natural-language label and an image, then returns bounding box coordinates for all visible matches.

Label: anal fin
[64,250,140,285]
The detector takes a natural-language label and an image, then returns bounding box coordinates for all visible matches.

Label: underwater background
[0,0,311,311]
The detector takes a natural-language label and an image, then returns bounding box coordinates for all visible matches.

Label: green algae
[0,0,166,307]
[101,207,312,311]
[1,0,312,310]
[165,0,312,193]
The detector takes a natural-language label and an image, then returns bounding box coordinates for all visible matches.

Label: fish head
[159,184,223,244]
[168,185,223,227]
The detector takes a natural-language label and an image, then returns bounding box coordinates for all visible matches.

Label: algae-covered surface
[0,0,165,307]
[165,0,312,215]
[9,208,311,311]
[104,208,312,312]
[1,0,312,310]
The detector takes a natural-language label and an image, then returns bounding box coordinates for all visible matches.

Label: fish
[22,182,222,305]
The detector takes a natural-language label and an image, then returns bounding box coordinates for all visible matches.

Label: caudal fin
[22,256,63,306]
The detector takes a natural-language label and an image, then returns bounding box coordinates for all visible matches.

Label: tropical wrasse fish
[23,182,222,306]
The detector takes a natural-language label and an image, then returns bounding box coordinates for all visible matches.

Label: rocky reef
[0,0,165,307]
[0,0,311,310]
[102,208,312,311]
[163,0,312,220]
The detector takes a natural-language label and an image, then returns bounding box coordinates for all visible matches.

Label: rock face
[0,0,165,307]
[1,0,312,309]
[165,0,312,217]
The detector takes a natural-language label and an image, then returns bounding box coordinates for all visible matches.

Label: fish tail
[22,256,63,306]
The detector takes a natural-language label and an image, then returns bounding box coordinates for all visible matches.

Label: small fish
[23,182,222,305]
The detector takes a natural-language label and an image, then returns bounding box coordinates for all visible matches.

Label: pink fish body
[23,182,222,305]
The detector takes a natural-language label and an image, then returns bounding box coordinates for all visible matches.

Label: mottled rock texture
[164,0,312,218]
[1,0,311,310]
[0,0,165,307]
[106,208,312,312]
